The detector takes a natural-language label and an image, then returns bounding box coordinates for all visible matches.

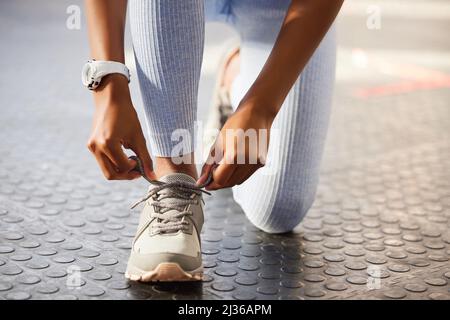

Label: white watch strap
[92,60,130,82]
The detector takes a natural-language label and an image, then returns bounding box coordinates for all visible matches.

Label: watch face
[81,62,96,88]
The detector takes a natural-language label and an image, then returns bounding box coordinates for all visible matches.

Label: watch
[81,60,130,90]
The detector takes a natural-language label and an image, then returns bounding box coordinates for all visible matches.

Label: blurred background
[1,0,449,174]
[0,0,449,300]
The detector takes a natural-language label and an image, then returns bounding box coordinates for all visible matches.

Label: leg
[228,1,337,233]
[127,0,206,282]
[129,0,205,178]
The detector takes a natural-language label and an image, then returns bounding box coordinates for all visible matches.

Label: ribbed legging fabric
[129,0,336,233]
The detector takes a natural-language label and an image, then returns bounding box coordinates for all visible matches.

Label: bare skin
[199,0,343,190]
[85,0,343,187]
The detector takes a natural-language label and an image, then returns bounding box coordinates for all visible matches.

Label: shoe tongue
[158,173,196,185]
[151,173,197,234]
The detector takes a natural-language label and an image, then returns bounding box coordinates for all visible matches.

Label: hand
[87,75,155,180]
[197,102,274,190]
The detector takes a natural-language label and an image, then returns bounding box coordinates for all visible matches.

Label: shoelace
[129,156,212,234]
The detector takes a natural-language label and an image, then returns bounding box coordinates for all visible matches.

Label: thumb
[197,163,215,186]
[197,150,219,186]
[197,141,223,186]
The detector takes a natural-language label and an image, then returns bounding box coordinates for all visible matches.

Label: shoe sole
[125,263,203,282]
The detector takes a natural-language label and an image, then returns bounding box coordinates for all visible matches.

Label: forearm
[85,0,130,103]
[85,0,127,62]
[242,0,343,117]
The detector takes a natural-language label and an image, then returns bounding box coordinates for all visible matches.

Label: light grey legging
[129,0,336,233]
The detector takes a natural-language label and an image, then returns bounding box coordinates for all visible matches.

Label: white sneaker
[125,173,204,282]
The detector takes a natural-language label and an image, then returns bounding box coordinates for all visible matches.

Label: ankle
[154,154,198,180]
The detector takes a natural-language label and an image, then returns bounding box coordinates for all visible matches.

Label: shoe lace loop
[129,156,212,235]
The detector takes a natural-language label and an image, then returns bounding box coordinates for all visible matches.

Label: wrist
[238,95,279,124]
[93,73,131,107]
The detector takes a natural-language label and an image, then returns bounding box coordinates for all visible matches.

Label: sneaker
[125,173,204,282]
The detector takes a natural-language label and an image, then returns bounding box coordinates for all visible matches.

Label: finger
[228,165,261,187]
[130,138,156,180]
[206,161,237,190]
[101,140,136,173]
[197,142,223,186]
[93,151,115,180]
[216,161,264,189]
[127,169,142,180]
[197,163,215,186]
[94,151,138,180]
[208,136,225,165]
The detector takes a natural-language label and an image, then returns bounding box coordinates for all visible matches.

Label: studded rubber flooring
[1,0,450,300]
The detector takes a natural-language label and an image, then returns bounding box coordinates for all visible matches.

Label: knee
[248,190,316,234]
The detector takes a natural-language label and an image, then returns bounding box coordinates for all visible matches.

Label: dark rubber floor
[0,0,449,299]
